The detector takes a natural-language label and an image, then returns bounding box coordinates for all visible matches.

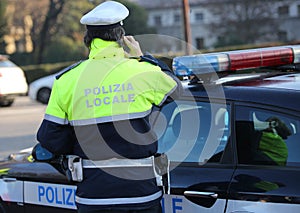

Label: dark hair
[84,26,125,48]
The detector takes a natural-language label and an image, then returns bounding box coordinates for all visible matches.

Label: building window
[298,5,300,16]
[195,12,204,21]
[154,15,162,26]
[196,37,204,50]
[174,14,181,23]
[278,5,289,17]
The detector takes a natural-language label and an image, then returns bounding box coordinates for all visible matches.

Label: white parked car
[0,55,28,107]
[28,64,75,104]
[28,72,56,104]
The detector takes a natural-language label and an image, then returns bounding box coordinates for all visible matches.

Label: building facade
[130,0,300,53]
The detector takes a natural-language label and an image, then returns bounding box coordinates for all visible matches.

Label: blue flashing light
[173,53,229,76]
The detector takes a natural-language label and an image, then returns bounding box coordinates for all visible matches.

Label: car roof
[180,72,300,113]
[230,72,300,90]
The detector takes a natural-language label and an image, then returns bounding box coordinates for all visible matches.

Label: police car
[1,45,300,213]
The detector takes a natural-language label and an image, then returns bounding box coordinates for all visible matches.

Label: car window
[155,100,230,164]
[235,106,300,166]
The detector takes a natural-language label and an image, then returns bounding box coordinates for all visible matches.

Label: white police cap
[80,1,129,29]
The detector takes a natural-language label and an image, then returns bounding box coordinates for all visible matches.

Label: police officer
[256,117,291,166]
[36,1,179,213]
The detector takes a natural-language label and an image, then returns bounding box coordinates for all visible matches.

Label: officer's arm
[123,37,182,100]
[36,79,75,155]
[140,54,183,101]
[37,120,75,155]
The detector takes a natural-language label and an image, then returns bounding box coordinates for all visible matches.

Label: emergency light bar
[173,45,300,76]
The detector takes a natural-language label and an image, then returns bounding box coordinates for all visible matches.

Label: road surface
[0,96,46,160]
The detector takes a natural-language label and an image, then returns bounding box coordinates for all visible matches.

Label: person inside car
[254,117,292,166]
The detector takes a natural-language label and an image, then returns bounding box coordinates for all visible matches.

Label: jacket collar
[88,38,125,59]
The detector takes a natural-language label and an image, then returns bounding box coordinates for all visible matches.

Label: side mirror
[31,144,55,162]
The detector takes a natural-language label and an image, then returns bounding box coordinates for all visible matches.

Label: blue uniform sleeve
[37,119,75,155]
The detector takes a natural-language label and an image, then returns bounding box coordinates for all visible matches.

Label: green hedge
[21,61,76,84]
[21,57,173,85]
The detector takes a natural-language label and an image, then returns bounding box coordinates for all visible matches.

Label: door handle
[184,190,218,199]
[3,177,17,182]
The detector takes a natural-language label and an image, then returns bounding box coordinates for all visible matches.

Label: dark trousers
[77,203,162,213]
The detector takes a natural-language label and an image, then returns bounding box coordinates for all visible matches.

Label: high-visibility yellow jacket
[45,38,177,126]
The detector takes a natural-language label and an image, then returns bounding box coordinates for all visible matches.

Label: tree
[116,0,156,35]
[5,0,154,64]
[36,0,66,63]
[7,0,50,63]
[208,0,285,48]
[0,0,8,53]
[7,0,92,64]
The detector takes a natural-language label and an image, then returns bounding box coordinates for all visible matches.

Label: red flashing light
[229,47,294,71]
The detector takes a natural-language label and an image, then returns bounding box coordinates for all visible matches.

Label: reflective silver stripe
[157,85,177,107]
[75,190,162,205]
[82,157,154,169]
[69,110,152,126]
[44,114,69,125]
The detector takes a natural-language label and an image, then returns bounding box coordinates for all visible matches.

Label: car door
[23,180,76,213]
[0,161,77,213]
[155,99,235,212]
[17,163,77,213]
[226,105,300,213]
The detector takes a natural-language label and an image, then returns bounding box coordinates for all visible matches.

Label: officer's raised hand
[123,35,143,58]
